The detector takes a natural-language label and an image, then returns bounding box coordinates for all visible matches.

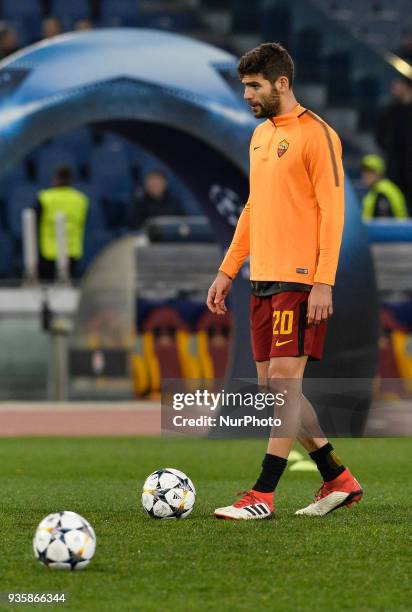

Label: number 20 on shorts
[272,310,293,335]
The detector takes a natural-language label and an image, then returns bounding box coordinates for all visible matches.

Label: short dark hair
[237,42,294,88]
[54,164,72,185]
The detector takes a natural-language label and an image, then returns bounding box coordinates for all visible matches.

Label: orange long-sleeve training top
[219,103,344,286]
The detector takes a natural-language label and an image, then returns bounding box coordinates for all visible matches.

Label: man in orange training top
[207,43,363,519]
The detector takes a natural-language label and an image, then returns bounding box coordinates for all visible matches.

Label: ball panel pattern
[33,511,96,570]
[141,468,196,519]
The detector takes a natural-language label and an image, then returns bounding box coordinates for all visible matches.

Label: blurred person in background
[42,17,63,40]
[128,169,183,230]
[33,165,88,280]
[75,19,94,32]
[0,24,19,60]
[361,154,408,220]
[376,77,412,212]
[397,30,412,64]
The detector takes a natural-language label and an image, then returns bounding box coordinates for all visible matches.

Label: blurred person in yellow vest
[34,165,88,280]
[361,154,408,220]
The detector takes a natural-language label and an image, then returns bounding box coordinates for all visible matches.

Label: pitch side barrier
[365,221,412,292]
[0,29,378,387]
[365,220,412,243]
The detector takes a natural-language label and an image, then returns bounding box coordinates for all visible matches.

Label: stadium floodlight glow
[384,52,412,79]
[0,28,379,384]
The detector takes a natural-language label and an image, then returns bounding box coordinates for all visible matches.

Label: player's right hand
[207,271,232,315]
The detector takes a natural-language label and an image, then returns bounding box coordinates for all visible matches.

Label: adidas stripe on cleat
[295,468,363,517]
[214,490,274,520]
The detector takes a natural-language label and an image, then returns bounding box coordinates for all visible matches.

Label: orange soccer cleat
[295,468,363,516]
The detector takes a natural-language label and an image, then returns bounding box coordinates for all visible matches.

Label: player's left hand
[307,283,333,326]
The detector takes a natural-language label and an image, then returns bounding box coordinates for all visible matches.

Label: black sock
[310,443,346,482]
[253,453,287,493]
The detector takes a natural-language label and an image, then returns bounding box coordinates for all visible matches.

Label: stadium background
[0,0,411,409]
[0,3,411,609]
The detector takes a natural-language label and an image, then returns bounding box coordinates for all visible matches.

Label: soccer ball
[33,511,96,570]
[142,468,196,519]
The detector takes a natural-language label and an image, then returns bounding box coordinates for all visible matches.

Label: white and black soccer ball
[142,468,196,519]
[33,511,96,570]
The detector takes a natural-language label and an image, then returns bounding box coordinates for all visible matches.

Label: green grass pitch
[1,437,411,611]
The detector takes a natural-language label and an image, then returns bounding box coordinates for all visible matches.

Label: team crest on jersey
[277,139,289,157]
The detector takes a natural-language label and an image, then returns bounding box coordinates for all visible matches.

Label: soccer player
[206,43,363,519]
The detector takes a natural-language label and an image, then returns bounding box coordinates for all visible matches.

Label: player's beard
[253,86,281,118]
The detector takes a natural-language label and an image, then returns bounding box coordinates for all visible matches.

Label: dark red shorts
[250,291,327,362]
